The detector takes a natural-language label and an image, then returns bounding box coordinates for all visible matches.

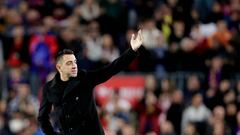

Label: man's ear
[56,64,61,72]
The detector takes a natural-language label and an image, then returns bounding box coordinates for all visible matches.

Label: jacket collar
[62,77,80,99]
[49,72,81,100]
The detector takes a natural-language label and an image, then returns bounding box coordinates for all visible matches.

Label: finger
[138,29,142,41]
[131,34,135,40]
[134,30,140,40]
[138,29,142,39]
[138,29,141,35]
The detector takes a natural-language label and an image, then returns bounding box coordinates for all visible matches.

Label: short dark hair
[56,49,74,63]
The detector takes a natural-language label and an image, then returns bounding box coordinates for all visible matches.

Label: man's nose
[72,63,77,68]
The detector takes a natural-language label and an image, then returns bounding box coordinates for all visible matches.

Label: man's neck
[60,74,69,81]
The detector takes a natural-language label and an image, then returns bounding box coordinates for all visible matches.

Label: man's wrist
[131,46,139,52]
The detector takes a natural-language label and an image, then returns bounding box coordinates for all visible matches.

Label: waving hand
[130,29,143,51]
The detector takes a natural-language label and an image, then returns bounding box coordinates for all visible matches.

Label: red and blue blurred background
[0,0,240,135]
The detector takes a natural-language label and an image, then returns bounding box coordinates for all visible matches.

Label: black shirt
[55,74,69,106]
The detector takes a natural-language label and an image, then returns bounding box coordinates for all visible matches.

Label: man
[38,30,143,135]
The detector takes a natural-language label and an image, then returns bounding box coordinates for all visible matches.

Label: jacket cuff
[129,46,145,56]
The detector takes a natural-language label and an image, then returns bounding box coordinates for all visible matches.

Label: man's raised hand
[130,29,143,51]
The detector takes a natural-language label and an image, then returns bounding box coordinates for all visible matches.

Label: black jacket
[38,48,138,135]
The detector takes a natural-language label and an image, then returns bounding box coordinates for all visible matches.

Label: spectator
[58,27,84,57]
[208,106,231,135]
[8,83,39,117]
[226,10,240,32]
[7,67,27,93]
[181,92,211,135]
[225,103,237,135]
[136,91,161,135]
[169,20,185,47]
[119,123,135,135]
[0,0,240,135]
[183,122,199,135]
[213,79,231,107]
[159,120,176,135]
[207,1,224,23]
[0,113,9,134]
[144,74,159,95]
[45,0,72,20]
[100,34,120,64]
[83,21,103,65]
[158,78,173,121]
[154,4,172,42]
[167,90,184,135]
[105,90,131,115]
[76,0,101,22]
[3,26,29,67]
[212,121,227,135]
[210,106,225,125]
[25,9,41,34]
[207,56,225,90]
[29,26,58,84]
[42,16,58,35]
[4,8,22,37]
[142,19,165,49]
[208,20,233,53]
[184,74,203,104]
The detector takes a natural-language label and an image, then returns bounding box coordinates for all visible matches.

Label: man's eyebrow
[65,59,77,63]
[65,60,73,63]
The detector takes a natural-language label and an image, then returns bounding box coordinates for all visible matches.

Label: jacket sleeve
[86,47,139,86]
[37,83,57,135]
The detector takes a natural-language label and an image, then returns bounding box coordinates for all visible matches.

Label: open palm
[130,29,143,51]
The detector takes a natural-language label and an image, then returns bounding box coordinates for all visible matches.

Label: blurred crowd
[0,0,240,134]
